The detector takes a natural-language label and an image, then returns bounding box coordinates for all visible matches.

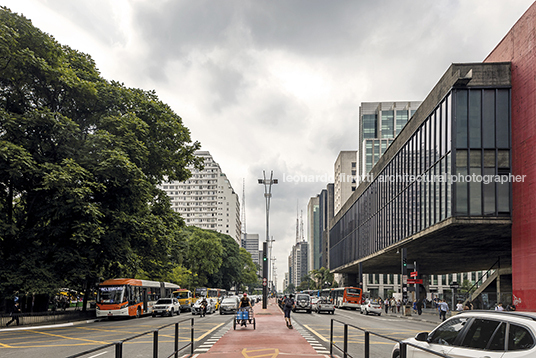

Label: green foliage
[310,267,336,289]
[0,8,200,299]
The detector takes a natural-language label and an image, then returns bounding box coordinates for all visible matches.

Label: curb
[0,318,105,332]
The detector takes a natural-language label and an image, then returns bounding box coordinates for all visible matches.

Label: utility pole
[258,171,277,309]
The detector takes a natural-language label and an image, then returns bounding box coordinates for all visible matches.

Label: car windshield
[222,298,237,304]
[175,291,189,299]
[297,294,309,300]
[156,299,172,304]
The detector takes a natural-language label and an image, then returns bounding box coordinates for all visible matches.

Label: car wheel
[152,314,156,317]
[378,313,381,316]
[308,309,312,314]
[392,349,400,358]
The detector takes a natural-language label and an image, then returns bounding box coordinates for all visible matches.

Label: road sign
[402,275,408,284]
[410,271,418,278]
[407,279,423,284]
[262,278,267,286]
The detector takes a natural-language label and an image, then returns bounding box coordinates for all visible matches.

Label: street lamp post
[258,170,277,309]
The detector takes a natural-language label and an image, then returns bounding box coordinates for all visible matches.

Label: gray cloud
[4,0,535,290]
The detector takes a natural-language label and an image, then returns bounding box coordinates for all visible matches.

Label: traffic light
[403,258,407,267]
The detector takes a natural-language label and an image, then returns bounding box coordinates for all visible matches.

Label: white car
[191,298,216,315]
[152,298,181,317]
[392,310,536,358]
[360,299,382,316]
[313,297,335,314]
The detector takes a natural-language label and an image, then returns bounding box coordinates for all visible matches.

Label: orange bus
[330,287,363,310]
[96,278,179,318]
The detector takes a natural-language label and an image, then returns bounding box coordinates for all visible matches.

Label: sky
[2,0,534,291]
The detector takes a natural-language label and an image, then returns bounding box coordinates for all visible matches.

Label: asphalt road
[291,307,438,358]
[1,305,440,358]
[0,310,236,358]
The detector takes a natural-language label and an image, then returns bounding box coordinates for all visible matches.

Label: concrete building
[484,2,536,311]
[334,151,357,215]
[288,241,309,288]
[331,62,513,309]
[243,233,260,267]
[358,101,421,180]
[160,151,241,243]
[307,196,320,271]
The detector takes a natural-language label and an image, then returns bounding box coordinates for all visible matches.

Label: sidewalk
[379,307,451,324]
[194,299,329,358]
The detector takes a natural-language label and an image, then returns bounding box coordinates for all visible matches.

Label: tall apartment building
[242,233,260,267]
[160,151,241,244]
[307,196,320,271]
[358,101,421,179]
[334,151,357,215]
[288,241,309,288]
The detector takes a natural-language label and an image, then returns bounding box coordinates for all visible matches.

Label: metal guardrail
[66,317,195,358]
[329,318,452,358]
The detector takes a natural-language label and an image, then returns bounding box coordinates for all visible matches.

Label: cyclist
[238,293,252,326]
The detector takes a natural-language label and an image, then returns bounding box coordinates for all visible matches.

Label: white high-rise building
[160,151,241,243]
[334,151,357,215]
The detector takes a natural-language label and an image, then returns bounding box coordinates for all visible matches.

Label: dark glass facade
[330,87,511,270]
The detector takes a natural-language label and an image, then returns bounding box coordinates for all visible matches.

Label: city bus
[172,288,194,312]
[330,287,363,310]
[320,288,333,300]
[195,287,226,299]
[96,278,179,318]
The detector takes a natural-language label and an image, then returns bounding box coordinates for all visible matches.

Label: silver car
[392,310,536,358]
[191,298,215,315]
[219,296,240,315]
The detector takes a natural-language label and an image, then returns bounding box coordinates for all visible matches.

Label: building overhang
[332,217,511,275]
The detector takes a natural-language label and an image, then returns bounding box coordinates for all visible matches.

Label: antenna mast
[241,178,246,235]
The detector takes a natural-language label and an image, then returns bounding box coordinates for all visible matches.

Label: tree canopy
[0,8,201,299]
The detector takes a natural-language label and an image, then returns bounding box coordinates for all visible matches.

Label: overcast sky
[3,0,534,291]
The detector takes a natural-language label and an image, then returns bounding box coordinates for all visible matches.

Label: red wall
[485,2,536,311]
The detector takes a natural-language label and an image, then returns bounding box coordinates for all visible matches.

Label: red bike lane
[193,298,329,358]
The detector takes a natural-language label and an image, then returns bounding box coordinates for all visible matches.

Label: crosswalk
[293,322,331,356]
[192,322,232,354]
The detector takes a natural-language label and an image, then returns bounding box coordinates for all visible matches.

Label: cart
[233,307,255,330]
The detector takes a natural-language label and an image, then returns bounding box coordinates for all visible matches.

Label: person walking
[283,294,295,329]
[438,299,449,321]
[384,298,389,314]
[6,302,21,327]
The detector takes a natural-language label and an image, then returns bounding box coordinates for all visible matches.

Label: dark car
[293,294,312,313]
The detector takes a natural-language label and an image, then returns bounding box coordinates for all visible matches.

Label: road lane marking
[303,324,329,342]
[195,322,225,341]
[26,329,109,345]
[241,347,279,358]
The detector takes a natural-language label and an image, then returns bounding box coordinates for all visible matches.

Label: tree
[206,233,241,290]
[183,227,223,287]
[310,267,335,289]
[0,8,200,304]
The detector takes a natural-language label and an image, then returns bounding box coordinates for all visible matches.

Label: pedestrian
[456,301,464,311]
[283,294,295,329]
[438,299,449,321]
[416,299,423,315]
[495,302,504,311]
[412,300,417,314]
[391,298,396,313]
[6,302,21,327]
[396,299,401,313]
[384,298,389,313]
